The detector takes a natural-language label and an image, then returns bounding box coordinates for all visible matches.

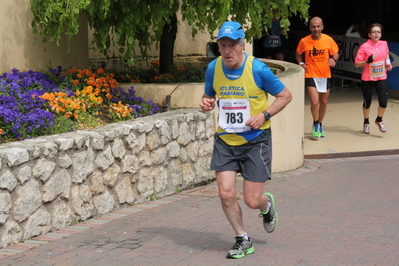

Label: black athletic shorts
[210,129,272,182]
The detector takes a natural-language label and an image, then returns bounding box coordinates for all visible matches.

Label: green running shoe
[312,123,320,138]
[226,236,254,259]
[259,192,278,233]
[319,124,325,138]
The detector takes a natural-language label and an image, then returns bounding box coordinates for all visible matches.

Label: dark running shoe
[226,236,254,259]
[259,192,278,233]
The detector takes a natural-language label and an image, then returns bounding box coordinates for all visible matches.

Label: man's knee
[319,100,328,106]
[218,189,236,203]
[244,196,262,209]
[319,95,330,105]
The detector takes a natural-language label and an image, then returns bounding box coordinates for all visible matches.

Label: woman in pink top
[354,23,392,134]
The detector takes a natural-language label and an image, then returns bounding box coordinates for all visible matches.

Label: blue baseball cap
[217,21,245,41]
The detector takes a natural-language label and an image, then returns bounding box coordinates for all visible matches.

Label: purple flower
[108,85,160,118]
[0,67,72,140]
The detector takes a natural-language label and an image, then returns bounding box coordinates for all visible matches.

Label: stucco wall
[263,59,305,172]
[0,0,89,74]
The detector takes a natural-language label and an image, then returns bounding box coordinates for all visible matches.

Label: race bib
[219,99,251,133]
[369,61,385,79]
[268,35,281,48]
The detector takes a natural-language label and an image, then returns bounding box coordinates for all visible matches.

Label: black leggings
[361,80,388,109]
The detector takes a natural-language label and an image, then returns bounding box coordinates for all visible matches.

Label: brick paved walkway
[1,154,399,265]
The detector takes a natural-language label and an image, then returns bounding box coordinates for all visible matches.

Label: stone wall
[120,59,305,173]
[0,109,215,248]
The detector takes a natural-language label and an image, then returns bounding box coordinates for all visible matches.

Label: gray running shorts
[210,129,272,182]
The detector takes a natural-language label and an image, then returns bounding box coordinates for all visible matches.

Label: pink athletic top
[355,39,389,81]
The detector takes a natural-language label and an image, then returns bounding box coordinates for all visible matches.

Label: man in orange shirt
[296,17,339,138]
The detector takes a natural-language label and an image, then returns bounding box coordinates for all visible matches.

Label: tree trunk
[159,13,177,75]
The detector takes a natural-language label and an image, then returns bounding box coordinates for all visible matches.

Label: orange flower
[85,69,93,76]
[97,68,104,74]
[87,80,96,86]
[86,86,93,94]
[0,129,4,135]
[73,80,79,85]
[70,102,80,110]
[56,106,65,113]
[39,93,55,101]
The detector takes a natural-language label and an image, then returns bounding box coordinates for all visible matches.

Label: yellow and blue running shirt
[204,54,284,146]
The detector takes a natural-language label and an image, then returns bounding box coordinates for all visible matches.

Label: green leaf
[29,0,309,65]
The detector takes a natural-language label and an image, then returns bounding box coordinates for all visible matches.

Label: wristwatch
[262,111,271,121]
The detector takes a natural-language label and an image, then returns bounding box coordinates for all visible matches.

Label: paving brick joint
[1,152,399,265]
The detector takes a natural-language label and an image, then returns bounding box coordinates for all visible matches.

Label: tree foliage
[182,0,309,40]
[30,0,310,68]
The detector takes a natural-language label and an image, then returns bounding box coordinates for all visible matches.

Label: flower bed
[0,67,160,143]
[0,58,280,144]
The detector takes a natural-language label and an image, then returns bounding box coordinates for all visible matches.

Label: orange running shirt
[296,33,339,78]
